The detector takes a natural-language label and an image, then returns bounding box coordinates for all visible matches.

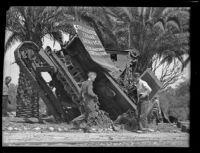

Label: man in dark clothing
[147,96,163,125]
[71,72,98,131]
[2,76,12,116]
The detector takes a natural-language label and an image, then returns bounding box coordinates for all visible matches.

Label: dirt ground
[2,117,189,147]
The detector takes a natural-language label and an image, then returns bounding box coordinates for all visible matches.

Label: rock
[173,124,177,127]
[148,128,155,132]
[23,127,28,130]
[114,126,120,131]
[14,127,19,131]
[153,141,158,145]
[18,128,22,131]
[181,125,189,133]
[7,127,13,131]
[136,130,143,134]
[177,121,190,133]
[91,128,96,132]
[3,117,6,122]
[108,128,113,131]
[7,112,16,117]
[177,121,181,128]
[103,129,107,132]
[172,130,178,133]
[98,129,103,132]
[57,128,63,132]
[48,127,54,132]
[63,128,68,132]
[26,117,39,123]
[34,127,41,131]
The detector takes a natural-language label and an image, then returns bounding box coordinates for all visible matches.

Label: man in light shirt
[133,73,152,132]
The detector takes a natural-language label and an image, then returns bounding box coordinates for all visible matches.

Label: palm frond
[159,51,176,65]
[5,32,23,51]
[151,7,168,19]
[166,16,181,32]
[162,7,177,16]
[15,6,27,19]
[97,21,120,49]
[108,7,131,23]
[50,30,63,47]
[181,56,190,71]
[121,7,133,21]
[101,8,116,28]
[76,9,118,49]
[153,19,166,33]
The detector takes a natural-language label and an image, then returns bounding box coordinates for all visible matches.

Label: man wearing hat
[72,72,98,132]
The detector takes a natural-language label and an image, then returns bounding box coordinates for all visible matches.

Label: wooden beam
[105,49,129,55]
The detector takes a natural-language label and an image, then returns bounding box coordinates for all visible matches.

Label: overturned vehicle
[14,22,138,124]
[14,22,162,128]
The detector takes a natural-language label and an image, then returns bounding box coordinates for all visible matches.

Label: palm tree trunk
[16,71,39,118]
[16,40,41,119]
[74,7,79,22]
[128,24,131,49]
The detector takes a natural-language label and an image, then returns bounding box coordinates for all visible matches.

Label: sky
[3,31,68,84]
[154,54,190,88]
[3,31,190,88]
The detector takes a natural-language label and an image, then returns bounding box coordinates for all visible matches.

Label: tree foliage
[5,6,77,118]
[5,6,76,51]
[105,7,190,73]
[61,7,120,50]
[152,56,183,89]
[159,80,190,121]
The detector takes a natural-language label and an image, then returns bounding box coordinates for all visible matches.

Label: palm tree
[5,6,76,118]
[62,7,120,50]
[5,6,123,119]
[105,7,190,73]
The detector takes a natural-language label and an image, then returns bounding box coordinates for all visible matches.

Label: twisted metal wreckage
[14,22,162,129]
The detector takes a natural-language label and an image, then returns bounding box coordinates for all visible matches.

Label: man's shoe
[71,121,81,130]
[72,124,80,130]
[24,118,34,123]
[147,128,155,132]
[82,127,92,133]
[136,130,144,133]
[138,126,148,131]
[3,113,9,117]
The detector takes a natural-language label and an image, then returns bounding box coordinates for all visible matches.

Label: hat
[88,72,97,78]
[133,72,140,78]
[5,76,12,81]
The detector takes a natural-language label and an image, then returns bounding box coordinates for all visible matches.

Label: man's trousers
[2,95,9,116]
[137,95,149,129]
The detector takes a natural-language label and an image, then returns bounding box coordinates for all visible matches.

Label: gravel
[2,117,189,147]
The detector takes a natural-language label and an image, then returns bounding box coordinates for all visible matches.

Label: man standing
[152,96,162,123]
[147,96,163,125]
[133,73,152,131]
[72,72,98,132]
[2,76,12,116]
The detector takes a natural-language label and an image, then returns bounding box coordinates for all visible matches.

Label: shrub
[159,80,190,121]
